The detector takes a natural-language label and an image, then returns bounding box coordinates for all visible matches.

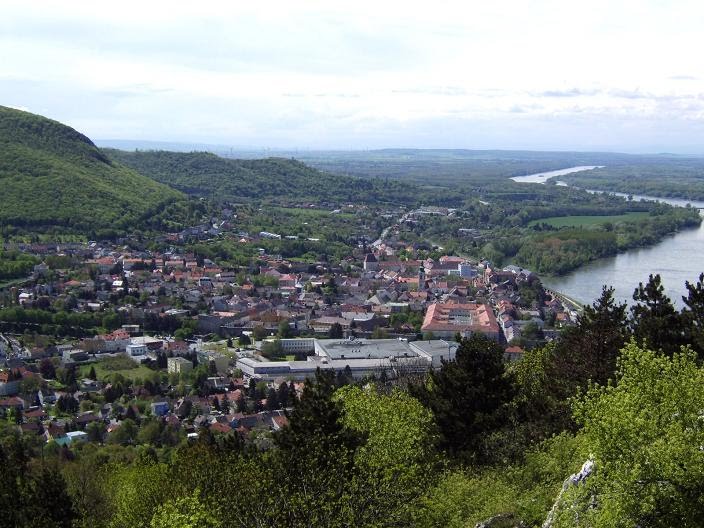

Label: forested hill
[105,149,451,206]
[0,106,183,236]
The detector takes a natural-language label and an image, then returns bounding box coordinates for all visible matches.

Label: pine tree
[328,322,344,339]
[125,405,137,422]
[236,394,246,413]
[265,388,279,411]
[275,369,362,452]
[553,286,628,388]
[39,358,56,380]
[277,381,290,408]
[682,273,704,357]
[288,380,296,402]
[631,274,686,355]
[0,435,76,527]
[272,369,365,525]
[410,333,514,462]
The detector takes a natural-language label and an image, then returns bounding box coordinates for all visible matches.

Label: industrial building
[237,337,458,381]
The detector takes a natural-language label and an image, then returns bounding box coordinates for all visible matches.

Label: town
[5,4,704,523]
[0,215,578,450]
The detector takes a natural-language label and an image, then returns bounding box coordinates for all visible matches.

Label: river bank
[510,166,704,306]
[538,190,704,308]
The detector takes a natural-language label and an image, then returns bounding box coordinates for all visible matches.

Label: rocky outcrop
[542,459,595,528]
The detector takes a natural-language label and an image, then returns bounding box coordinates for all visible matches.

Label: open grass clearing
[272,206,356,219]
[79,355,156,382]
[528,211,650,228]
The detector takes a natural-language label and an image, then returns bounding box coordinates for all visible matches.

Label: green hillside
[0,106,184,236]
[105,149,455,206]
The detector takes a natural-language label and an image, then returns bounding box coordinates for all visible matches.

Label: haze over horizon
[4,0,704,154]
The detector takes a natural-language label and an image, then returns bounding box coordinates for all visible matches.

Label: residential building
[168,356,193,375]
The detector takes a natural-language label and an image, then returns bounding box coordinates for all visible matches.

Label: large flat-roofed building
[421,302,501,341]
[238,338,459,381]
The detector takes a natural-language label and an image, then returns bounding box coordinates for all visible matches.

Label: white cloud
[2,0,704,152]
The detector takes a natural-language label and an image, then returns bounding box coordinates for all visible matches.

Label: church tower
[418,264,426,290]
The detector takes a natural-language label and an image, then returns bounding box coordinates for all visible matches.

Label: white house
[126,344,148,356]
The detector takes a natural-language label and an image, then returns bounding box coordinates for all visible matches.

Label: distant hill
[0,106,183,236]
[282,149,704,187]
[105,149,439,206]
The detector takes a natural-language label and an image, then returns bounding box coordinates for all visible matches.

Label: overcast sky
[3,0,704,153]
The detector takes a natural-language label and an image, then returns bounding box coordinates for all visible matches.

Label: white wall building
[238,337,458,381]
[126,344,148,356]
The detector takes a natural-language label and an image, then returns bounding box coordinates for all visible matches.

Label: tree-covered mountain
[105,149,457,206]
[0,106,184,236]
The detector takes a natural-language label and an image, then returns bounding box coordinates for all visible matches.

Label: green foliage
[336,386,439,523]
[108,460,171,528]
[518,208,699,274]
[555,286,628,390]
[260,337,283,358]
[502,287,629,453]
[682,272,704,357]
[106,149,428,206]
[527,212,650,228]
[0,306,105,336]
[515,229,618,275]
[561,342,704,526]
[0,250,39,281]
[0,432,76,528]
[108,419,139,446]
[149,490,221,528]
[62,453,112,528]
[0,106,184,236]
[417,433,586,527]
[232,370,362,526]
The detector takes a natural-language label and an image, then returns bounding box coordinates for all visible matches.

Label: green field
[79,355,156,382]
[528,212,650,228]
[272,206,356,219]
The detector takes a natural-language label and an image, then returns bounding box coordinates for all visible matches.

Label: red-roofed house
[504,345,525,362]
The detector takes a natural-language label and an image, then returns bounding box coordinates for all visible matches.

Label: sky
[3,0,704,153]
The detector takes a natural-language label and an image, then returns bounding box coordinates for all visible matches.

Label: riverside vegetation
[557,162,704,201]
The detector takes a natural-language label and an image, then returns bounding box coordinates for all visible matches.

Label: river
[513,167,704,307]
[510,165,603,184]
